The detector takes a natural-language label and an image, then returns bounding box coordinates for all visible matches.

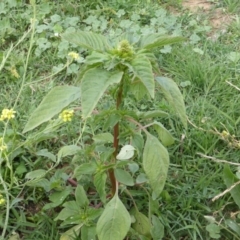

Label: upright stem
[108,81,123,196]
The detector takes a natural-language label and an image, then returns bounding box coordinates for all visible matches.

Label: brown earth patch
[182,0,233,32]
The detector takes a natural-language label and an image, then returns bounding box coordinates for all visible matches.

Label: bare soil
[182,0,233,31]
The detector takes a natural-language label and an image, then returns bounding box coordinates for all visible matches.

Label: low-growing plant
[22,30,187,240]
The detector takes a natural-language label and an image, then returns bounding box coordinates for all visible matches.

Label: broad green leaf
[36,149,56,162]
[143,133,169,198]
[223,165,240,208]
[15,161,27,175]
[128,162,139,174]
[226,219,240,236]
[26,178,50,192]
[57,145,81,162]
[137,110,169,119]
[116,145,135,160]
[62,31,111,52]
[54,201,79,221]
[43,187,72,210]
[93,133,113,144]
[96,194,131,240]
[81,68,123,118]
[155,77,187,128]
[131,208,151,237]
[60,224,83,240]
[81,225,97,240]
[206,223,221,239]
[151,215,164,240]
[85,51,110,65]
[74,162,98,179]
[136,173,148,184]
[115,169,134,186]
[103,114,121,130]
[129,79,149,100]
[131,56,154,98]
[23,86,80,133]
[25,169,46,179]
[94,172,107,203]
[138,34,184,50]
[153,122,174,146]
[75,185,89,208]
[131,132,144,155]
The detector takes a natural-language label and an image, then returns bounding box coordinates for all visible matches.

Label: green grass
[1,0,240,239]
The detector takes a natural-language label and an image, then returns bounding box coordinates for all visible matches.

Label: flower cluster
[59,109,74,122]
[0,108,16,121]
[10,66,20,79]
[0,194,5,206]
[220,130,240,148]
[68,51,80,61]
[0,138,7,151]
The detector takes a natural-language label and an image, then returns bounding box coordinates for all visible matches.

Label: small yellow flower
[59,109,74,122]
[0,108,16,121]
[0,138,7,151]
[68,51,80,61]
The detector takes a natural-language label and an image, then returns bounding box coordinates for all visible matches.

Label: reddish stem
[108,82,123,196]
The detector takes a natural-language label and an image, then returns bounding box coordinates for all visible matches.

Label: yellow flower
[0,108,16,121]
[59,109,74,122]
[68,51,80,61]
[0,138,7,151]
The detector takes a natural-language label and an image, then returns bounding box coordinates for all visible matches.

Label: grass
[1,0,240,239]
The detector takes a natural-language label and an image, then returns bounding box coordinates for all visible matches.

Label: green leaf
[137,110,169,119]
[116,145,135,160]
[151,215,164,240]
[54,201,79,221]
[85,51,110,65]
[206,223,221,239]
[26,178,50,192]
[60,224,83,240]
[43,187,72,210]
[62,31,111,52]
[226,219,240,236]
[93,133,113,144]
[131,132,144,155]
[143,133,169,199]
[136,173,148,184]
[23,86,80,133]
[94,172,107,203]
[128,162,139,174]
[81,68,123,119]
[155,77,187,128]
[115,169,134,186]
[81,225,97,240]
[131,56,154,98]
[138,34,184,50]
[131,208,151,237]
[129,79,148,100]
[57,145,81,162]
[153,122,175,146]
[75,185,89,208]
[223,165,240,208]
[36,149,56,162]
[25,169,46,180]
[96,194,131,240]
[74,162,98,179]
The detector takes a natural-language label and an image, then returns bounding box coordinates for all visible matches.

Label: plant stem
[109,80,124,196]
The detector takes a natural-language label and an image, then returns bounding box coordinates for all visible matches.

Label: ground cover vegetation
[1,0,240,239]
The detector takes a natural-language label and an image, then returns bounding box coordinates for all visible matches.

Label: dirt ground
[182,0,233,31]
